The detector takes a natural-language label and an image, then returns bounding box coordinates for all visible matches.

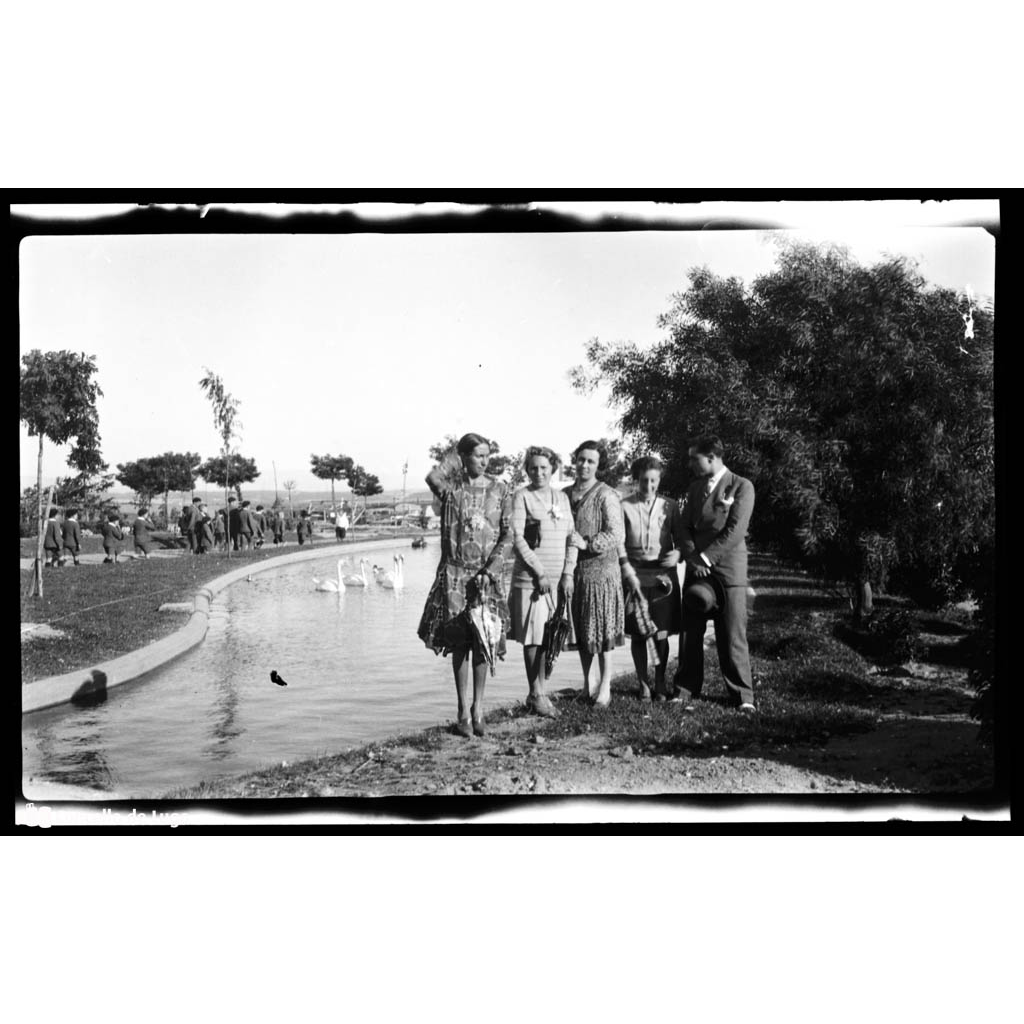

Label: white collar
[706,466,728,492]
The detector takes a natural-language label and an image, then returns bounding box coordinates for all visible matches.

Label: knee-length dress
[568,481,626,653]
[508,485,577,644]
[418,474,513,662]
[621,493,683,640]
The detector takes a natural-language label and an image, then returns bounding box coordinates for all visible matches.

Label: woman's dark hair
[572,440,609,472]
[523,445,561,472]
[456,432,490,456]
[630,456,663,480]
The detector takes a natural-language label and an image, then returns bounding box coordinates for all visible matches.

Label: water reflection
[22,542,539,797]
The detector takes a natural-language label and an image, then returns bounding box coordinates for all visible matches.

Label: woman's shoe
[471,716,486,737]
[527,693,558,718]
[454,719,473,739]
[592,691,611,708]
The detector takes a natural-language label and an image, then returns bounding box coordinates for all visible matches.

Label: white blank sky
[18,207,995,494]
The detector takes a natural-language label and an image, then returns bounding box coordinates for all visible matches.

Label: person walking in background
[227,496,240,550]
[508,446,576,718]
[565,440,629,707]
[213,507,227,551]
[43,507,63,567]
[335,508,349,541]
[100,512,124,563]
[61,508,83,566]
[132,506,156,558]
[183,496,203,552]
[254,504,267,548]
[418,433,513,738]
[621,457,684,701]
[236,500,255,551]
[297,509,313,545]
[269,506,285,545]
[674,435,757,712]
[197,503,215,553]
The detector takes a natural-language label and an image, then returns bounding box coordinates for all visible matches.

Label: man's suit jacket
[62,519,82,551]
[678,469,754,587]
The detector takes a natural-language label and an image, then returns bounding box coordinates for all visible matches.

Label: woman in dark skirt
[417,433,513,738]
[621,456,683,701]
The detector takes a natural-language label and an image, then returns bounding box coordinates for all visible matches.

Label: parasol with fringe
[542,595,573,678]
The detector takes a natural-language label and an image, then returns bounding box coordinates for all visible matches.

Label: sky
[17,200,997,498]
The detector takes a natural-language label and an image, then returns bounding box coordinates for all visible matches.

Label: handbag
[523,515,542,550]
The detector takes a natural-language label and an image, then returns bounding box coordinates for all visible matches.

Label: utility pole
[273,460,279,504]
[402,459,408,505]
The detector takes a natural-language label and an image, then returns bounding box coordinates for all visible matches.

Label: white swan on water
[341,558,370,587]
[376,554,405,590]
[313,559,344,592]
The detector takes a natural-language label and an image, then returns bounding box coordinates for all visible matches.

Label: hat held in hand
[683,574,726,615]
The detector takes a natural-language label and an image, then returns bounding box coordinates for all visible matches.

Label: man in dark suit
[61,508,83,566]
[674,435,756,711]
[182,497,202,552]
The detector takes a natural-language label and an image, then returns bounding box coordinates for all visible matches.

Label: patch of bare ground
[170,554,995,801]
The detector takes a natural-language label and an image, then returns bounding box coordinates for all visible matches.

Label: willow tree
[20,349,105,597]
[198,369,242,555]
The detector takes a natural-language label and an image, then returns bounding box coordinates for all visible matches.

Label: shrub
[866,609,923,665]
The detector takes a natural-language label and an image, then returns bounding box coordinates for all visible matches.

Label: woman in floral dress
[418,433,513,738]
[508,446,577,717]
[566,440,633,706]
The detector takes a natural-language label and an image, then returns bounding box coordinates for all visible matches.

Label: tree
[349,464,383,509]
[197,453,260,499]
[282,479,297,518]
[20,349,104,596]
[199,369,243,554]
[572,240,994,619]
[20,472,119,535]
[428,434,509,477]
[310,453,354,510]
[115,451,201,524]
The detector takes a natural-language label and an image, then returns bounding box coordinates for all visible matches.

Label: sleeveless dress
[417,474,513,660]
[568,481,625,653]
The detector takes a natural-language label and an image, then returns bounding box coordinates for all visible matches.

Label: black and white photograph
[16,199,1003,825]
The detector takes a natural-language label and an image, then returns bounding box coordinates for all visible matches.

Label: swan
[341,558,369,587]
[313,559,344,592]
[377,554,405,590]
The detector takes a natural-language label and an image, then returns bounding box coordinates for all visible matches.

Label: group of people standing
[42,505,158,564]
[417,432,755,737]
[180,496,289,553]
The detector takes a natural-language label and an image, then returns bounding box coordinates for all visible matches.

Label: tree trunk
[32,436,45,598]
[331,477,336,512]
[854,579,874,622]
[225,445,232,558]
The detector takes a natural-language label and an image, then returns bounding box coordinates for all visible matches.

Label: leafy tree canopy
[115,452,201,505]
[349,464,383,502]
[572,240,994,611]
[197,453,260,499]
[20,349,105,475]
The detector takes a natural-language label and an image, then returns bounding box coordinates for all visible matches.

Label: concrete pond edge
[22,538,417,715]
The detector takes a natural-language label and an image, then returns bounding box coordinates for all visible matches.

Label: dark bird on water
[270,670,288,686]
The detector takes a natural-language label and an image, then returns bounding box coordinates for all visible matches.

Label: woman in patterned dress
[508,446,577,717]
[621,456,684,701]
[418,433,513,738]
[566,440,635,706]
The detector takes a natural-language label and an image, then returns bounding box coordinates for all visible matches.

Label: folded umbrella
[626,590,660,667]
[542,596,573,679]
[464,574,503,676]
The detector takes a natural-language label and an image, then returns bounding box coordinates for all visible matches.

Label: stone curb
[22,537,418,715]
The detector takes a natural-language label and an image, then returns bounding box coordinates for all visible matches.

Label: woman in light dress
[508,446,577,717]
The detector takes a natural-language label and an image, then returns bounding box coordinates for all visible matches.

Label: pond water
[22,541,574,799]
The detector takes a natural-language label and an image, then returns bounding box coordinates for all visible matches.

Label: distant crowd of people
[39,498,352,565]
